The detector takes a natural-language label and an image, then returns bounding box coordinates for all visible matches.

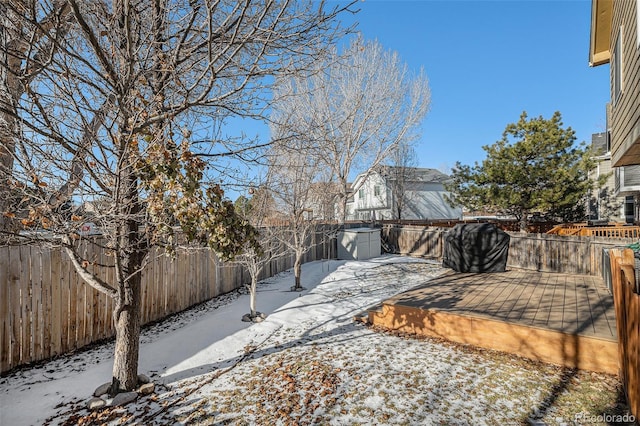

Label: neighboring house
[590,0,640,222]
[344,166,462,221]
[587,131,632,222]
[306,181,341,221]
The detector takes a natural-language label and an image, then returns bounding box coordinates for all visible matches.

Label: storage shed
[337,228,381,260]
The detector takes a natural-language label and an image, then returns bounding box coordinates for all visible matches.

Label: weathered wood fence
[609,249,640,420]
[0,228,335,374]
[381,224,637,277]
[3,221,638,386]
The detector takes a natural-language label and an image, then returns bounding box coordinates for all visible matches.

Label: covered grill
[443,223,510,273]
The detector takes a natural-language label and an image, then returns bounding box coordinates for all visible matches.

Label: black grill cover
[443,223,510,273]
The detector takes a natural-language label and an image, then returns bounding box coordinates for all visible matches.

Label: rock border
[86,374,155,411]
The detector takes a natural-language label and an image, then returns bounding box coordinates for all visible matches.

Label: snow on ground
[0,255,628,426]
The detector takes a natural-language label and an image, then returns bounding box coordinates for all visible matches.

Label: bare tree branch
[1,0,352,393]
[271,36,430,222]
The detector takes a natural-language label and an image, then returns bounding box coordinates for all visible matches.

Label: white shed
[337,228,381,260]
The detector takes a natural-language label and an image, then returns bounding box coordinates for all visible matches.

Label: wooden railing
[608,249,640,420]
[547,223,640,238]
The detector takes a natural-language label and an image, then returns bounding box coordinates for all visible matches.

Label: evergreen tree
[446,112,594,231]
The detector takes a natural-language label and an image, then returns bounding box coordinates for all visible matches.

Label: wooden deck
[368,269,619,374]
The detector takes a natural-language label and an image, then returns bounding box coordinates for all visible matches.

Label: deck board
[369,268,618,373]
[499,270,529,318]
[386,269,618,339]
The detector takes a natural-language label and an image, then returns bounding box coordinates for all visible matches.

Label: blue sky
[222,0,611,193]
[337,0,611,172]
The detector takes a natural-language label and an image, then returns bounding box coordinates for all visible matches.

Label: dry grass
[171,324,630,426]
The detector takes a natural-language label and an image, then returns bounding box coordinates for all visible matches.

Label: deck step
[353,303,384,325]
[353,312,369,324]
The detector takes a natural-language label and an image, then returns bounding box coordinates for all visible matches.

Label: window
[612,27,623,105]
[374,185,381,197]
[624,196,635,223]
[358,188,365,200]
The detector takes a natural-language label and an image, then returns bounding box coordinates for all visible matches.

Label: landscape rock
[242,312,267,323]
[86,397,106,411]
[137,374,150,384]
[111,391,138,407]
[93,382,111,397]
[138,382,155,395]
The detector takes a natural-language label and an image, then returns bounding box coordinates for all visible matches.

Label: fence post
[609,248,639,420]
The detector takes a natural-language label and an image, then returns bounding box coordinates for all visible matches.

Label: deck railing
[608,248,640,420]
[547,223,640,238]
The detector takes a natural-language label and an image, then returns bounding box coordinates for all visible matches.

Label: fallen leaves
[203,350,343,426]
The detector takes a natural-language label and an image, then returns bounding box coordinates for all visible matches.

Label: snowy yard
[0,256,630,425]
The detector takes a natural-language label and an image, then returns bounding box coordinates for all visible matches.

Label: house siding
[589,154,626,220]
[353,173,389,211]
[401,189,460,220]
[611,0,640,166]
[346,168,462,221]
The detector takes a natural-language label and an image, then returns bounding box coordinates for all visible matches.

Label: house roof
[347,166,452,195]
[375,166,452,183]
[589,0,613,66]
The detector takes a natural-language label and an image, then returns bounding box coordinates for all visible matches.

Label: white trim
[637,0,640,48]
[612,26,624,105]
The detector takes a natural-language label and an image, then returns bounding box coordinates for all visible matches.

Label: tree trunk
[111,255,143,394]
[250,276,257,317]
[519,214,527,232]
[0,109,18,237]
[111,264,141,395]
[0,25,21,238]
[294,252,302,289]
[340,195,348,224]
[111,157,145,393]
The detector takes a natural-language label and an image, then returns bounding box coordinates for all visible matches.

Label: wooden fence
[609,248,639,420]
[0,228,335,374]
[381,224,637,277]
[382,225,445,259]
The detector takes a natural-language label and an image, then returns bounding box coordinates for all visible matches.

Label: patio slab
[368,269,619,374]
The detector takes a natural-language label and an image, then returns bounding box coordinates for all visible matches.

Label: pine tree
[447,112,594,231]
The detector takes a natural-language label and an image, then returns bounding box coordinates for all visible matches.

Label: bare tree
[383,141,418,220]
[267,138,323,291]
[0,0,74,236]
[235,184,284,322]
[270,36,431,222]
[307,181,341,221]
[0,0,352,394]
